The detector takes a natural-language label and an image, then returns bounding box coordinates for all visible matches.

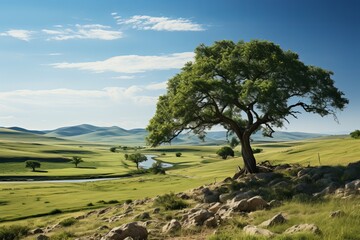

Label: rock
[204,216,218,228]
[259,213,286,227]
[268,200,281,208]
[284,224,321,235]
[178,193,190,199]
[232,191,254,202]
[37,235,50,240]
[254,172,278,181]
[229,199,248,212]
[345,179,360,192]
[183,209,214,227]
[30,228,44,234]
[219,192,236,203]
[208,202,222,213]
[134,212,150,220]
[246,196,268,211]
[98,225,110,231]
[343,161,360,181]
[162,219,181,233]
[203,192,220,203]
[330,210,345,218]
[243,225,275,237]
[152,208,160,214]
[101,222,148,240]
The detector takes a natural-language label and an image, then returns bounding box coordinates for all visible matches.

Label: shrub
[175,152,182,157]
[0,225,29,240]
[252,148,263,154]
[150,161,166,175]
[87,202,94,206]
[350,130,360,139]
[125,199,133,204]
[59,217,78,227]
[216,146,234,159]
[106,200,119,204]
[154,192,188,210]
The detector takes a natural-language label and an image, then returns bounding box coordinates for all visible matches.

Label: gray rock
[229,199,248,212]
[284,224,321,235]
[152,208,160,214]
[232,191,254,202]
[219,192,236,203]
[243,225,275,237]
[268,200,281,208]
[183,209,214,227]
[204,216,218,228]
[208,202,222,213]
[31,228,44,234]
[36,235,50,240]
[101,222,148,240]
[246,196,268,211]
[330,210,345,218]
[162,219,181,233]
[259,213,286,227]
[134,212,150,220]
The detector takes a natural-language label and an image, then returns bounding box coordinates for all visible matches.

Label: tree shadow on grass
[34,170,48,173]
[77,166,97,169]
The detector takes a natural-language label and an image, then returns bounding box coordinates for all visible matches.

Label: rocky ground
[30,161,360,240]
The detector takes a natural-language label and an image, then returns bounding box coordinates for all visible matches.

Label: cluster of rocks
[29,161,360,240]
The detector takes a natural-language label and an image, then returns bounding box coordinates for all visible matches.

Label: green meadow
[0,129,360,239]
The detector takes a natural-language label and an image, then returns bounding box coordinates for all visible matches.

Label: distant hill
[1,124,328,145]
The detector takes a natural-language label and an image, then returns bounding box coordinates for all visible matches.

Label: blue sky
[0,0,359,133]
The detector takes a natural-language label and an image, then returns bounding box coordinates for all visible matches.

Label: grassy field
[0,133,360,239]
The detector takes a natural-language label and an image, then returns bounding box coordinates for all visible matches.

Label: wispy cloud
[112,75,136,80]
[50,52,194,73]
[113,13,205,31]
[42,24,123,40]
[145,81,167,90]
[0,29,33,41]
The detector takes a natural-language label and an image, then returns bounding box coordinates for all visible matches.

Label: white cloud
[42,24,123,40]
[0,29,33,41]
[48,53,62,56]
[145,81,167,90]
[111,12,118,16]
[51,52,194,73]
[112,75,136,80]
[116,15,205,31]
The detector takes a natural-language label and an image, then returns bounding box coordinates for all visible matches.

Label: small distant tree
[216,146,234,159]
[175,152,182,157]
[25,160,41,172]
[124,153,129,160]
[71,156,84,168]
[110,147,117,153]
[350,130,360,139]
[128,153,147,170]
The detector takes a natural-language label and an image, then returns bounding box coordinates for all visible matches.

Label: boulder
[183,209,214,227]
[243,225,275,237]
[284,224,321,235]
[259,213,286,227]
[36,235,50,240]
[232,191,254,202]
[219,192,236,203]
[203,192,220,203]
[208,202,222,213]
[246,196,268,211]
[152,208,160,214]
[30,228,44,234]
[162,219,181,233]
[134,212,150,221]
[229,199,248,212]
[204,216,218,228]
[101,222,148,240]
[345,179,360,192]
[330,210,345,218]
[268,200,281,208]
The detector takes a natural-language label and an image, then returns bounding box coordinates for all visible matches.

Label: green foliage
[70,156,83,167]
[150,161,166,174]
[25,160,41,171]
[229,137,239,149]
[175,152,182,157]
[146,40,348,173]
[124,153,129,160]
[109,147,117,152]
[216,146,235,159]
[252,148,263,154]
[0,225,29,240]
[59,217,78,227]
[350,130,360,139]
[128,153,147,170]
[154,192,188,210]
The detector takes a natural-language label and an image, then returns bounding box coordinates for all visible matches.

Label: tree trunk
[136,162,139,170]
[32,167,35,172]
[240,134,258,173]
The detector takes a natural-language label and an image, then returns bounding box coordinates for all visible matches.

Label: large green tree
[147,40,348,173]
[25,160,41,172]
[128,153,147,170]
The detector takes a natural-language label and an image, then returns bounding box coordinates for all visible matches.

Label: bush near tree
[216,146,235,159]
[175,152,182,157]
[350,130,360,139]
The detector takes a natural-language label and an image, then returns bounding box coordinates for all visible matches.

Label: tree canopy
[350,130,360,139]
[128,153,147,170]
[25,160,41,172]
[147,40,348,173]
[71,156,83,168]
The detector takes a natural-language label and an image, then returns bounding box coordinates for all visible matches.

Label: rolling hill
[0,124,329,145]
